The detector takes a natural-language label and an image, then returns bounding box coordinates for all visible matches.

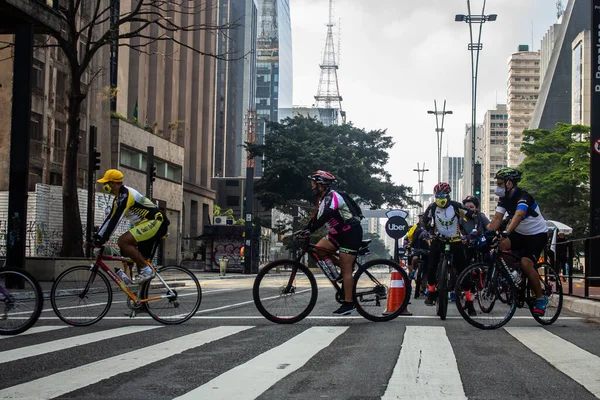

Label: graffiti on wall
[212,238,243,269]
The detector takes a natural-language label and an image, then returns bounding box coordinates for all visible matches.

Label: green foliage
[360,233,391,261]
[519,123,590,237]
[245,116,419,210]
[213,205,234,219]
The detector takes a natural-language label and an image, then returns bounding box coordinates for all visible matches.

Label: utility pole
[427,100,452,183]
[244,110,257,274]
[413,163,429,213]
[86,126,100,258]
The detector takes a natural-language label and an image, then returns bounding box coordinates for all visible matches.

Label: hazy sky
[289,0,559,199]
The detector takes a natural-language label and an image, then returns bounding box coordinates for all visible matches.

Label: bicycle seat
[361,239,372,247]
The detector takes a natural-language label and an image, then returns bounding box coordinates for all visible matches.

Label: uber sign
[385,216,409,239]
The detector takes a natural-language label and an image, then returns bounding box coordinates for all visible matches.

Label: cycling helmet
[308,170,336,186]
[495,167,522,183]
[433,182,451,195]
[462,195,479,208]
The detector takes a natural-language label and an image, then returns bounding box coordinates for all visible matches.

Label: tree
[360,232,390,261]
[246,116,419,210]
[519,123,590,237]
[3,1,239,256]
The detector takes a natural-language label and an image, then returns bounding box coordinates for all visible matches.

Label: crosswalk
[0,323,598,399]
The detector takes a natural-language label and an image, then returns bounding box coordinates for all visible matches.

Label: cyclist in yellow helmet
[94,169,170,284]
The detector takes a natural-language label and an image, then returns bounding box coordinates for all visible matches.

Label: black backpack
[337,191,364,220]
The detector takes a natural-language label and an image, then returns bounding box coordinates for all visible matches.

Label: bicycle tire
[529,262,563,325]
[50,266,112,326]
[437,259,448,321]
[353,259,410,322]
[253,259,317,324]
[0,268,44,335]
[455,262,517,330]
[141,265,202,325]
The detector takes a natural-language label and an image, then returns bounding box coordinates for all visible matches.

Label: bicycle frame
[84,249,175,304]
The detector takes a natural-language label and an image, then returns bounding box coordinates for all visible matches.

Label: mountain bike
[454,232,563,330]
[253,232,410,324]
[50,244,201,326]
[0,267,43,335]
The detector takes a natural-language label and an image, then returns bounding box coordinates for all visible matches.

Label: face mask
[494,187,505,197]
[435,198,448,208]
[102,183,112,194]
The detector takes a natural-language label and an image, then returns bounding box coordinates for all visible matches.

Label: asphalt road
[1,277,599,400]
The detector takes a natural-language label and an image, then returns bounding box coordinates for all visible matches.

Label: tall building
[213,0,258,179]
[442,156,464,198]
[255,0,293,175]
[572,29,591,126]
[540,22,561,84]
[462,123,484,198]
[482,104,508,218]
[506,45,540,167]
[530,0,591,130]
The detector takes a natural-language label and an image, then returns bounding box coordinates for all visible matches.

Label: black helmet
[495,167,522,183]
[462,195,480,208]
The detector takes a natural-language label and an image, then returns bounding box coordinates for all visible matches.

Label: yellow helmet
[97,169,124,183]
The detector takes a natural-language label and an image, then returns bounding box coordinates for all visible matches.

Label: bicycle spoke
[0,270,43,335]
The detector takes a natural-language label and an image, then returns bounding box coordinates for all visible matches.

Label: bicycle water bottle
[509,268,522,286]
[115,268,132,286]
[324,258,341,281]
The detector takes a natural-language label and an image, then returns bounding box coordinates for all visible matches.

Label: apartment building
[482,104,508,218]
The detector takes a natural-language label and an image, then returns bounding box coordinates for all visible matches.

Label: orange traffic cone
[384,270,412,316]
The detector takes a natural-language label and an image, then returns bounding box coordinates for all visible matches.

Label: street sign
[594,138,600,155]
[385,216,409,239]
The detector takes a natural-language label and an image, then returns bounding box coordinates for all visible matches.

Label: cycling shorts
[508,231,547,264]
[128,212,170,258]
[326,222,363,256]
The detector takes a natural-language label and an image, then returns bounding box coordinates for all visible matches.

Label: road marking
[0,325,160,364]
[382,326,466,400]
[0,325,253,399]
[505,327,600,397]
[0,325,68,339]
[175,326,348,399]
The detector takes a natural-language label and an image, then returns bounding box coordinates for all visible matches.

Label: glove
[92,234,105,247]
[466,229,478,243]
[419,231,429,240]
[295,229,311,238]
[500,231,510,239]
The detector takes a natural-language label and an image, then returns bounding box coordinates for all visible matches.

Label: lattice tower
[314,0,345,124]
[556,0,564,19]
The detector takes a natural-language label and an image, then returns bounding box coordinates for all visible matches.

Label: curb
[562,295,600,318]
[190,273,256,281]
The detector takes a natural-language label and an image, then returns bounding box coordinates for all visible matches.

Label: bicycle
[0,267,44,335]
[253,233,411,324]
[454,232,563,330]
[50,244,202,326]
[429,236,460,321]
[411,249,429,299]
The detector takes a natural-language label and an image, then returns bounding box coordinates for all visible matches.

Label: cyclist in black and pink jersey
[303,170,363,316]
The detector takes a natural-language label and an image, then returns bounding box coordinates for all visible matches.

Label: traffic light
[94,151,101,170]
[151,166,157,182]
[473,163,482,196]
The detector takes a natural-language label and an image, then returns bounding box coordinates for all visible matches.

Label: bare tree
[7,1,241,256]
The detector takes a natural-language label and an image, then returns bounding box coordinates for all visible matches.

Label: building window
[120,146,145,171]
[30,112,43,140]
[226,196,240,207]
[78,130,86,154]
[225,180,239,186]
[120,145,183,183]
[54,121,66,148]
[32,60,44,92]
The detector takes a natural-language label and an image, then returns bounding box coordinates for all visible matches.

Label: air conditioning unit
[214,216,234,226]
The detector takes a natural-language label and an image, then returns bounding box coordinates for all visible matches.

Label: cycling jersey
[98,185,163,242]
[495,187,546,235]
[423,201,467,239]
[309,189,358,234]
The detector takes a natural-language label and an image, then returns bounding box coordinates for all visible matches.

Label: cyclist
[461,195,490,264]
[487,167,549,316]
[422,182,476,316]
[409,213,429,299]
[94,169,170,285]
[303,170,363,316]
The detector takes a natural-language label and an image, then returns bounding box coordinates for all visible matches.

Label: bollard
[219,256,229,276]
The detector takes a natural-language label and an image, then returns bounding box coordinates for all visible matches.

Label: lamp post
[455,1,496,193]
[427,100,453,183]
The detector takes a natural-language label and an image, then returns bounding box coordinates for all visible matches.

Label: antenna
[556,0,564,20]
[531,20,534,50]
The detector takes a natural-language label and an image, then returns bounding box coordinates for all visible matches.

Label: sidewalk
[562,295,600,319]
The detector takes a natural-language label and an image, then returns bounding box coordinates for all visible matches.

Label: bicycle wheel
[436,259,448,320]
[529,262,563,325]
[141,265,202,325]
[253,260,317,324]
[50,266,112,326]
[354,259,410,322]
[0,268,43,335]
[455,262,517,330]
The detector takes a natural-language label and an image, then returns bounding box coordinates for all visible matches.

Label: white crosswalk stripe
[175,326,348,399]
[0,324,599,400]
[0,325,68,339]
[505,327,600,398]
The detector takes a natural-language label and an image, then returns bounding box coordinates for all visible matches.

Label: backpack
[425,201,468,231]
[407,224,418,242]
[337,191,364,220]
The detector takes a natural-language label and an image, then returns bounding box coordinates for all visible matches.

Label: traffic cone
[384,270,412,316]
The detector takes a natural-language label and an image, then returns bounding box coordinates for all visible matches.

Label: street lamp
[427,100,453,183]
[455,0,496,194]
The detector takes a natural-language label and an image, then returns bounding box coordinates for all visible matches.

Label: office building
[462,123,484,198]
[442,156,464,198]
[506,45,540,167]
[482,104,508,218]
[572,29,591,126]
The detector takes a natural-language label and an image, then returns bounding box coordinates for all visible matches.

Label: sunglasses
[435,194,448,199]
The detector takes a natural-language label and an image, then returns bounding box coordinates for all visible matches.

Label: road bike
[253,233,410,324]
[429,236,460,320]
[50,244,201,326]
[454,232,563,330]
[0,267,43,335]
